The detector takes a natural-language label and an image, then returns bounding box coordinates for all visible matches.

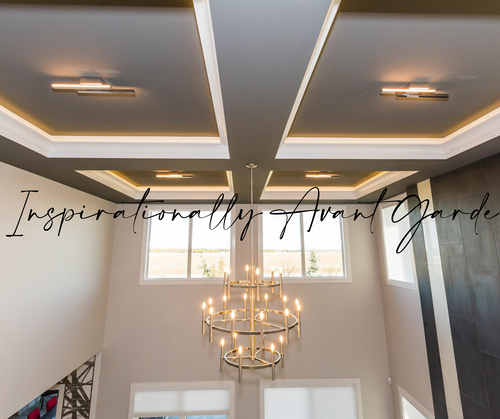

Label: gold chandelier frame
[200,164,302,383]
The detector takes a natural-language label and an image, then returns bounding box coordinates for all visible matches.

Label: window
[261,209,346,279]
[130,382,234,419]
[399,386,433,419]
[379,195,417,289]
[144,210,231,281]
[261,379,363,419]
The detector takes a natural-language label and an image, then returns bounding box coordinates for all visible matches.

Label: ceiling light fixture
[306,173,339,178]
[380,82,448,99]
[200,164,302,383]
[155,173,193,179]
[52,77,135,96]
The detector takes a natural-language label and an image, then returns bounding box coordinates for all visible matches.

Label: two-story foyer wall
[0,162,115,419]
[96,204,394,419]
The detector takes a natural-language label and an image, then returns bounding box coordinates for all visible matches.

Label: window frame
[259,378,364,419]
[378,194,418,290]
[140,205,235,285]
[398,385,434,419]
[257,204,351,283]
[128,381,235,419]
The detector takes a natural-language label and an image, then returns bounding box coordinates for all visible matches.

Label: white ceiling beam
[277,0,342,151]
[193,0,229,149]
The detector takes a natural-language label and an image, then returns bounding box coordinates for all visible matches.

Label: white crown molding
[77,170,232,200]
[260,171,418,200]
[193,0,228,149]
[0,102,230,158]
[277,94,500,160]
[277,0,342,150]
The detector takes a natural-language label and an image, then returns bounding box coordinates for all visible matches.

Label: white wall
[376,216,434,418]
[96,204,394,419]
[0,162,115,418]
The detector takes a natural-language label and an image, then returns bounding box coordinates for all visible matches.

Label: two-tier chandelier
[199,164,302,382]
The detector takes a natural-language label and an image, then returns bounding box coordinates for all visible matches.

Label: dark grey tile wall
[406,185,449,419]
[427,153,500,419]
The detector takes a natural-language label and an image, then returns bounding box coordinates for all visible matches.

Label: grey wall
[96,204,394,419]
[428,154,500,419]
[0,162,115,418]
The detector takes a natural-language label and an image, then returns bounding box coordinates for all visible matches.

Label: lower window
[261,379,362,419]
[130,382,234,419]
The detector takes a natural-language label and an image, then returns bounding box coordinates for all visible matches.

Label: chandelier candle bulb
[256,267,260,301]
[220,338,225,372]
[245,265,249,282]
[227,271,231,299]
[297,304,301,338]
[209,306,214,343]
[265,293,269,320]
[283,295,287,311]
[279,269,283,297]
[223,270,227,296]
[271,343,276,380]
[233,332,238,349]
[280,335,285,368]
[223,295,227,320]
[259,311,265,360]
[285,308,289,344]
[202,302,206,335]
[208,297,213,310]
[271,268,275,293]
[231,310,235,347]
[238,346,243,383]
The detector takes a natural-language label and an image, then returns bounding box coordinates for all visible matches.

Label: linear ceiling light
[52,78,111,90]
[380,82,448,99]
[156,173,193,179]
[52,77,135,96]
[306,173,339,178]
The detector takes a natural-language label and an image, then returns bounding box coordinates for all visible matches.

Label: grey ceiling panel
[0,5,217,135]
[291,13,500,137]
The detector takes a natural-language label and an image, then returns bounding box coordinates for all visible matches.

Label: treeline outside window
[146,211,231,280]
[262,210,345,278]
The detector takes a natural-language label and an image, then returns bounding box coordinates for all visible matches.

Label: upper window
[380,196,417,288]
[145,210,231,280]
[261,379,362,419]
[261,210,345,279]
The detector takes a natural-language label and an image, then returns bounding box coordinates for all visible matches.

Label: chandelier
[200,163,302,382]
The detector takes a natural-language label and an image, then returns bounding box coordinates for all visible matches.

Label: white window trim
[257,204,351,283]
[398,385,434,419]
[128,380,235,419]
[259,378,364,419]
[378,194,418,291]
[140,205,236,285]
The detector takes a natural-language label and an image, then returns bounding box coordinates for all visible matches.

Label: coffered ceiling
[1,0,500,203]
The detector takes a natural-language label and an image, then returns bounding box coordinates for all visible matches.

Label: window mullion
[300,213,306,278]
[187,217,193,279]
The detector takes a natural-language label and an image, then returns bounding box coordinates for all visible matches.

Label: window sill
[387,278,418,290]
